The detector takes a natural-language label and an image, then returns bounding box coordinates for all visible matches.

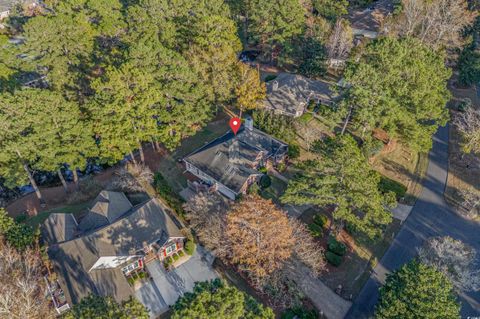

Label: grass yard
[25,201,91,228]
[298,207,402,299]
[259,175,288,204]
[370,142,428,205]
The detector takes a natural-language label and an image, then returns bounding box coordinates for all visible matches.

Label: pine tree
[282,135,395,238]
[375,260,461,319]
[342,37,451,152]
[172,279,274,319]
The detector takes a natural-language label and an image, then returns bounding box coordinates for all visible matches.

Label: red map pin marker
[229,117,241,135]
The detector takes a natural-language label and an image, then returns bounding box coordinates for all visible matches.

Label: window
[165,243,176,255]
[121,260,140,275]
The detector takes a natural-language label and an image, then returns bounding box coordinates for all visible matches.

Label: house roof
[78,190,132,232]
[264,73,338,116]
[48,198,184,305]
[348,0,395,33]
[184,127,287,194]
[42,213,78,244]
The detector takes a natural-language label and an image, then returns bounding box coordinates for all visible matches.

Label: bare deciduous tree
[183,192,231,257]
[0,240,54,319]
[109,165,153,193]
[418,236,480,291]
[459,189,480,220]
[289,218,326,276]
[327,19,353,63]
[453,107,480,155]
[389,0,476,49]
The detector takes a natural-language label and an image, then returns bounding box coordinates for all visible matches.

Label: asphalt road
[346,125,480,318]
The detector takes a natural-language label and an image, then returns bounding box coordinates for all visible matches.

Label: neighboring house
[183,117,288,200]
[0,0,39,26]
[348,0,395,39]
[43,191,185,309]
[264,72,339,118]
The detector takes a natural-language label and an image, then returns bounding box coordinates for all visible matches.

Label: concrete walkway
[292,264,352,319]
[346,125,480,318]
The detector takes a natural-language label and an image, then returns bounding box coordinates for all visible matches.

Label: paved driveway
[138,246,218,317]
[346,125,480,318]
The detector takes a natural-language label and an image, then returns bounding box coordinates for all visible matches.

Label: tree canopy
[343,37,451,152]
[171,279,274,319]
[0,208,36,250]
[64,294,148,319]
[375,260,461,318]
[282,135,395,238]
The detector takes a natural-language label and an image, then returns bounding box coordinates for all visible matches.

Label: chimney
[272,80,279,91]
[245,115,254,131]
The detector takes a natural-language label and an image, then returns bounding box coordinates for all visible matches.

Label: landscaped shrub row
[325,251,342,267]
[325,237,347,267]
[327,237,346,256]
[153,173,185,217]
[308,213,329,238]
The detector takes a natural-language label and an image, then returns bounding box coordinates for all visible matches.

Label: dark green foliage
[164,256,174,268]
[458,46,480,86]
[184,240,196,256]
[172,279,274,319]
[173,253,180,261]
[0,208,35,250]
[313,214,329,229]
[308,223,323,238]
[258,166,268,174]
[178,249,185,257]
[252,110,296,143]
[298,37,327,78]
[64,295,149,319]
[375,260,461,318]
[313,0,349,20]
[282,307,318,319]
[362,138,385,158]
[14,213,27,223]
[378,176,407,200]
[325,251,342,266]
[288,144,300,159]
[153,173,185,217]
[283,135,394,238]
[343,37,451,152]
[327,237,347,256]
[259,174,272,188]
[264,75,277,82]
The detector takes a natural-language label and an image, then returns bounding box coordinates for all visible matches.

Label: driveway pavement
[138,246,218,317]
[346,125,480,318]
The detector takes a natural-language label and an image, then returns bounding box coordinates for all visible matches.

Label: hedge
[325,251,342,267]
[313,214,328,229]
[308,223,323,238]
[173,253,180,262]
[259,174,272,188]
[327,237,346,256]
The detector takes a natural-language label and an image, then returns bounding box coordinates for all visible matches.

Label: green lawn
[259,175,288,204]
[25,202,91,228]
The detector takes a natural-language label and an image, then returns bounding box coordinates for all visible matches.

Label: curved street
[346,125,480,318]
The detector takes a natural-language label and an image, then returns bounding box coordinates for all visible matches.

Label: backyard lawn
[24,201,92,228]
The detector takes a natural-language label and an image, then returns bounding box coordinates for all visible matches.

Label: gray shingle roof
[42,213,78,244]
[49,198,184,305]
[264,73,338,116]
[184,127,287,193]
[78,191,132,232]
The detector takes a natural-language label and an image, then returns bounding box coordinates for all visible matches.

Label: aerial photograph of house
[0,0,478,319]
